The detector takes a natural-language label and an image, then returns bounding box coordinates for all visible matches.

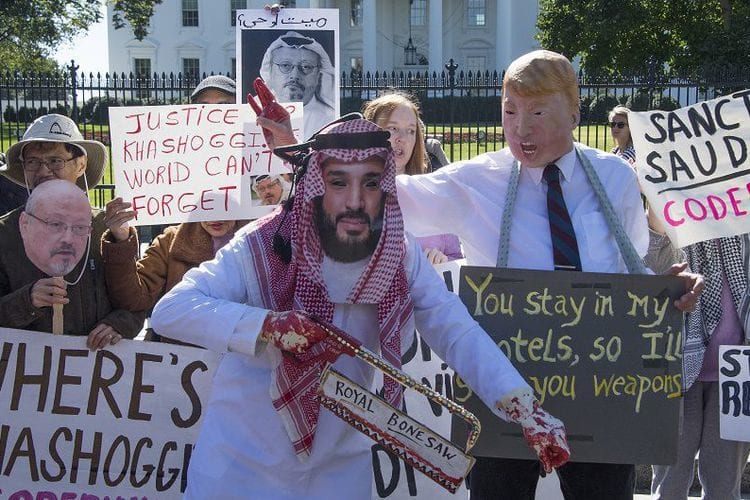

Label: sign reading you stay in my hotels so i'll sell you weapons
[452,266,685,465]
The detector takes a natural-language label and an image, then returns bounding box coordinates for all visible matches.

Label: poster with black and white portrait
[236,8,339,140]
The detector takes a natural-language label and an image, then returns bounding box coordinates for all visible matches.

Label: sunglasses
[609,121,627,129]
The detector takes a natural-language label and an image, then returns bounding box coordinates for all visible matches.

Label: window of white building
[182,0,199,27]
[183,58,200,82]
[350,0,362,27]
[133,58,152,98]
[410,0,427,27]
[465,56,486,74]
[350,56,362,77]
[230,0,246,27]
[134,58,151,77]
[467,0,486,27]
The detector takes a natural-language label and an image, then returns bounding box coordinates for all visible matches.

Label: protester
[260,30,336,138]
[609,105,636,163]
[0,114,143,349]
[648,231,750,498]
[101,75,247,342]
[252,173,290,205]
[363,91,462,264]
[150,117,570,498]
[191,74,236,104]
[395,49,704,500]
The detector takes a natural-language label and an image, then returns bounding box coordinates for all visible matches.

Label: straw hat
[1,114,106,189]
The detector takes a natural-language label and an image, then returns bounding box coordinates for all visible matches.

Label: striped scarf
[683,234,750,390]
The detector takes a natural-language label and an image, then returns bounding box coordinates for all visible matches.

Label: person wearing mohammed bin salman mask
[150,116,570,499]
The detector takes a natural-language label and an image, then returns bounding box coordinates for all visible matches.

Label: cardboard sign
[719,345,750,442]
[236,8,339,139]
[371,260,467,499]
[452,267,685,464]
[630,89,750,247]
[0,327,219,498]
[108,103,303,225]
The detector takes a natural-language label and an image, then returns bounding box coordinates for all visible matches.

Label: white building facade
[107,0,540,78]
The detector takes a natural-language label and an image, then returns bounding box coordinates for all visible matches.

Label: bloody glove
[261,310,329,354]
[497,388,570,473]
[247,77,292,149]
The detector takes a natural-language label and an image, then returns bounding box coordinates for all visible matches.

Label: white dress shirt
[396,143,649,272]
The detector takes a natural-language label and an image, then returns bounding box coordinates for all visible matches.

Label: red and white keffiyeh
[246,118,414,459]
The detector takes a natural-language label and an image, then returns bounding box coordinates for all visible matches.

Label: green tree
[536,0,750,78]
[0,0,161,73]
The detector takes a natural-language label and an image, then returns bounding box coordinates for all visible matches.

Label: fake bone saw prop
[312,321,481,494]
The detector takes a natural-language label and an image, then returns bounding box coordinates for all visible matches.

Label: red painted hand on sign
[498,388,570,473]
[248,77,295,151]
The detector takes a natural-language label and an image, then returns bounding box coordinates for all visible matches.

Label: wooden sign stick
[52,303,64,335]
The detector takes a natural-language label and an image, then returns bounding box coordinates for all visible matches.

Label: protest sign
[109,103,303,225]
[0,327,219,499]
[452,267,684,464]
[630,89,750,247]
[236,8,339,139]
[719,345,750,442]
[371,260,468,499]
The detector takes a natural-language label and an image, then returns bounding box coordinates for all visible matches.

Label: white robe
[151,232,528,499]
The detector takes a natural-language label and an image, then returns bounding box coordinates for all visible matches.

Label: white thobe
[396,144,649,272]
[151,232,529,499]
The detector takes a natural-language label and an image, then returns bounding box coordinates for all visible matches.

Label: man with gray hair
[260,31,335,138]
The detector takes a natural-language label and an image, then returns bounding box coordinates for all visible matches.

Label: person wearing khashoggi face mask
[20,179,91,276]
[0,115,144,349]
[99,75,249,344]
[0,179,142,350]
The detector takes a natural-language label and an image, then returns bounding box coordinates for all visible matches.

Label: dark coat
[0,207,144,337]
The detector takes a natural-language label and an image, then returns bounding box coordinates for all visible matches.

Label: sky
[53,5,109,75]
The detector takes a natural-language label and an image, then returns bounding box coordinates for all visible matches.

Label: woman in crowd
[363,92,462,264]
[609,105,636,163]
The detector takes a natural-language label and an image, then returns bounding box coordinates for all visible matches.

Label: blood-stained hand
[247,77,296,151]
[497,388,570,473]
[260,310,330,354]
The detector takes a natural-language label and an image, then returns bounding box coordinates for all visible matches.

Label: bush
[588,94,620,123]
[3,106,16,122]
[87,96,122,125]
[625,92,681,112]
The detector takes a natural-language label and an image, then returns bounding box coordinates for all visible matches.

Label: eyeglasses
[273,62,319,75]
[25,212,92,237]
[22,157,76,172]
[609,121,627,129]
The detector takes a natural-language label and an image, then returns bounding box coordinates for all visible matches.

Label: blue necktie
[543,164,581,272]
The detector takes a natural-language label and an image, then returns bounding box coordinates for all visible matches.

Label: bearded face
[314,158,386,263]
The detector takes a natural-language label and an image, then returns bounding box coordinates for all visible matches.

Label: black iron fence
[1,60,749,206]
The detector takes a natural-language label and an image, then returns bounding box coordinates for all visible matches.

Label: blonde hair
[362,91,428,175]
[608,105,630,123]
[503,50,580,116]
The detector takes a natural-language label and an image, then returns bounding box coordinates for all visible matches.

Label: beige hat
[1,114,107,189]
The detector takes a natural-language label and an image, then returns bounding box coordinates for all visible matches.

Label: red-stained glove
[261,310,330,354]
[497,388,570,474]
[247,77,293,149]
